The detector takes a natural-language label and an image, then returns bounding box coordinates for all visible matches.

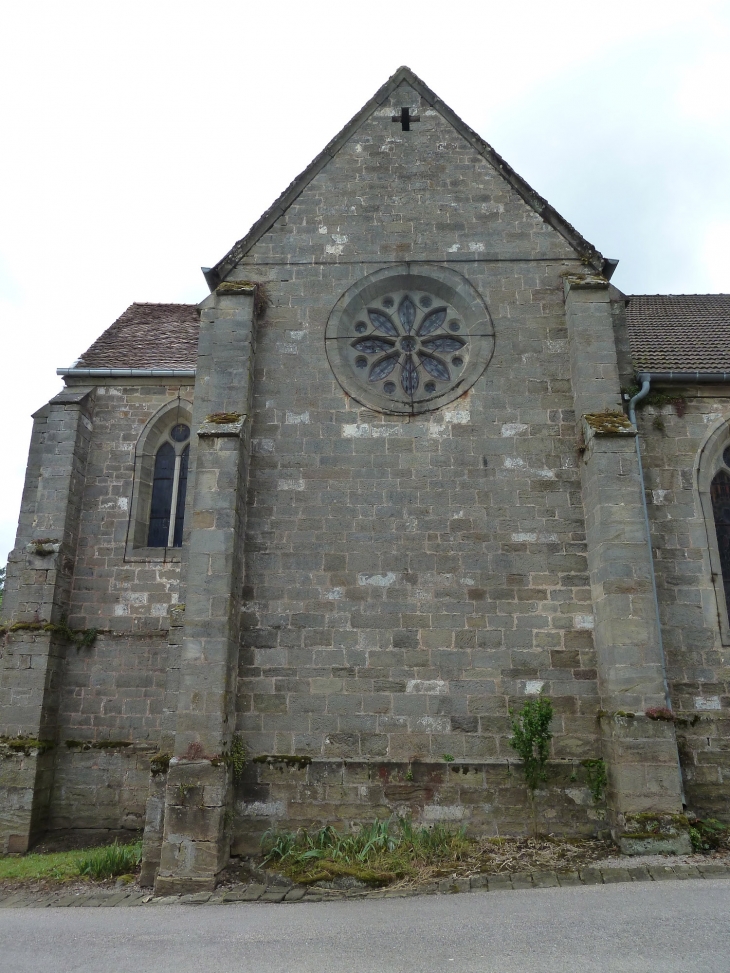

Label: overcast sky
[1,0,729,566]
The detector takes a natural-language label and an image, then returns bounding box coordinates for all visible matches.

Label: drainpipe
[628,376,651,427]
[628,376,671,705]
[628,375,685,801]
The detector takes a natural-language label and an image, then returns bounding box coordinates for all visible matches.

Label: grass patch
[0,849,88,884]
[78,841,142,880]
[263,817,471,885]
[0,840,141,885]
[261,818,614,889]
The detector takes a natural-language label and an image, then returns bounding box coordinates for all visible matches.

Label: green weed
[261,816,470,885]
[689,819,730,853]
[509,697,553,792]
[582,758,608,803]
[77,841,142,880]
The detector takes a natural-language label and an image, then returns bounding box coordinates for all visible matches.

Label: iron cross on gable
[392,107,421,131]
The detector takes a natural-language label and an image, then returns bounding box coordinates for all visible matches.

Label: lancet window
[710,446,730,613]
[147,423,190,548]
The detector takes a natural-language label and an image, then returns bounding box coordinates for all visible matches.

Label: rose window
[326,266,494,415]
[351,293,467,400]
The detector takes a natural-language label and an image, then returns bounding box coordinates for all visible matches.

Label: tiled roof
[626,294,730,373]
[77,303,199,369]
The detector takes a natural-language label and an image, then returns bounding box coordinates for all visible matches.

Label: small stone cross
[392,107,421,131]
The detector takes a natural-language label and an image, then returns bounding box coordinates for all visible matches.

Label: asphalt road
[2,880,729,973]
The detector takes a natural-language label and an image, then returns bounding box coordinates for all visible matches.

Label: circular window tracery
[351,293,467,397]
[325,265,494,415]
[170,423,190,443]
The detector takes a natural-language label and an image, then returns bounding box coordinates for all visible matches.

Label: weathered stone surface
[531,870,559,888]
[2,68,729,862]
[619,833,692,856]
[579,867,603,885]
[601,868,631,884]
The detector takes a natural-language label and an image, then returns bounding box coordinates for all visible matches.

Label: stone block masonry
[634,389,730,817]
[68,382,194,634]
[232,757,607,855]
[155,286,258,894]
[5,67,723,864]
[0,380,192,853]
[1,387,96,852]
[565,277,684,827]
[234,79,603,787]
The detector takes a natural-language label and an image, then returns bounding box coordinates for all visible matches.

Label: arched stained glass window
[147,425,190,548]
[711,467,730,609]
[173,445,189,547]
[148,442,175,546]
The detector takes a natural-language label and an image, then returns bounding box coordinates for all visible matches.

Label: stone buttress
[564,275,686,844]
[0,387,95,853]
[153,284,257,893]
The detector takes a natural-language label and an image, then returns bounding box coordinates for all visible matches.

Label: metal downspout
[628,378,685,802]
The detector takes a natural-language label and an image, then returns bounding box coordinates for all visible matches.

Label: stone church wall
[67,382,193,633]
[231,758,606,854]
[4,382,193,840]
[57,634,169,745]
[47,382,194,833]
[639,393,730,818]
[226,79,604,837]
[7,72,719,865]
[41,632,170,834]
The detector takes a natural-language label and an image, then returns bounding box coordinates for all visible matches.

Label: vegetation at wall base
[260,818,611,887]
[509,698,554,791]
[689,819,730,853]
[582,758,608,802]
[262,816,469,885]
[0,840,142,886]
[78,841,142,880]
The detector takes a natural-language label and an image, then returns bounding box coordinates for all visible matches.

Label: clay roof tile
[77,303,199,369]
[626,294,730,373]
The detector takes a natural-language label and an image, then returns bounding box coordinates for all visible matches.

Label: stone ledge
[2,863,729,908]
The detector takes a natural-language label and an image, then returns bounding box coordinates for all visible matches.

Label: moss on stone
[0,736,54,757]
[0,619,97,647]
[205,412,244,424]
[149,751,172,774]
[65,739,133,751]
[215,280,270,319]
[583,411,634,435]
[253,754,312,768]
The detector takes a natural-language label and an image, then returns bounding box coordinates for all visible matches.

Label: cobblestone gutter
[1,862,729,908]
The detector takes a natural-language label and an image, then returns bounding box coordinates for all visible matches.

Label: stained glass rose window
[326,266,494,415]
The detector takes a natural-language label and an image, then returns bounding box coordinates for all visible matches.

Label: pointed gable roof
[204,66,611,290]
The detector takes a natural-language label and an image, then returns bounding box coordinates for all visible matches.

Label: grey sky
[1,0,728,565]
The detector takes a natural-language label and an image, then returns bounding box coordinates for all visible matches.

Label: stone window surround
[697,417,730,645]
[125,397,194,562]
